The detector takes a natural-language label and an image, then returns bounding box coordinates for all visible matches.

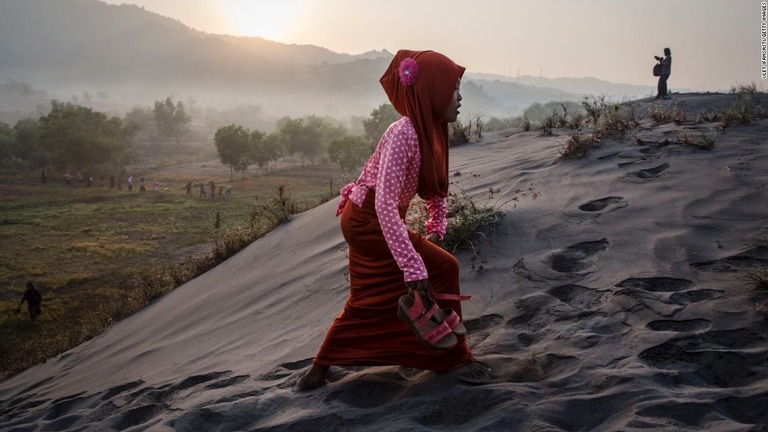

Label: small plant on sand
[672,130,716,150]
[522,115,532,132]
[556,131,601,161]
[406,181,507,270]
[448,114,484,145]
[539,112,557,135]
[727,94,758,125]
[647,104,674,124]
[250,184,296,225]
[568,112,584,129]
[581,96,606,126]
[729,81,761,95]
[449,118,471,145]
[744,267,768,315]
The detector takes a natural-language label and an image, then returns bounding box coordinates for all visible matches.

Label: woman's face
[442,80,462,123]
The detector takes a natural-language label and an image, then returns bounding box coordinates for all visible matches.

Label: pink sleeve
[425,197,447,240]
[374,128,428,282]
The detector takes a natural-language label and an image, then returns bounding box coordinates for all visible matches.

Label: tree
[256,133,285,171]
[214,124,252,180]
[124,106,156,139]
[37,100,135,171]
[13,117,47,167]
[363,103,400,150]
[280,117,320,166]
[153,97,191,145]
[328,135,370,172]
[0,121,14,162]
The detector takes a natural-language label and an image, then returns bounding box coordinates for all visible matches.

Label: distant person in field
[16,281,42,321]
[654,47,672,100]
[199,182,206,198]
[209,182,216,199]
[65,170,72,185]
[127,175,134,191]
[225,184,232,200]
[76,169,83,184]
[297,49,487,390]
[139,178,146,192]
[186,181,192,196]
[152,178,160,192]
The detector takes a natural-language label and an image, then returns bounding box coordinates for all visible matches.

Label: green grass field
[0,157,346,380]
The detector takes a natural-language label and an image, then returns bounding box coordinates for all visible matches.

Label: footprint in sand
[547,239,609,273]
[669,289,723,305]
[646,318,712,332]
[548,284,607,310]
[691,255,768,273]
[578,196,626,212]
[615,277,693,292]
[623,162,670,182]
[476,353,581,385]
[639,328,764,388]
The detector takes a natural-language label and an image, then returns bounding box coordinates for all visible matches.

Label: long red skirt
[313,191,474,372]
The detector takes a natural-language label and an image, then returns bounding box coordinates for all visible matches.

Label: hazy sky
[101,0,761,91]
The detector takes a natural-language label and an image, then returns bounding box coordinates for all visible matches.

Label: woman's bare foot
[454,362,492,385]
[296,365,330,391]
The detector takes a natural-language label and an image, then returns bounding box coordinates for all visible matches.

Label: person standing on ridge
[655,47,672,99]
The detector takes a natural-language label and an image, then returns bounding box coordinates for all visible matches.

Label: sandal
[398,290,458,350]
[429,287,470,337]
[433,307,466,336]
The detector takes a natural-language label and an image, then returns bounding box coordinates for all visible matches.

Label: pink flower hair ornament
[398,57,419,86]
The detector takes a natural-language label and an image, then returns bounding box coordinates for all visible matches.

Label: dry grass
[556,131,601,161]
[0,160,343,380]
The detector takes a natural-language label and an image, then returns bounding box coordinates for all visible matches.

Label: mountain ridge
[0,0,652,120]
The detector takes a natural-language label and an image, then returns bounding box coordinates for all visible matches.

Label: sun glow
[223,0,304,40]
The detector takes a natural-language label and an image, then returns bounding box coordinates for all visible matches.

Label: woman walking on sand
[297,50,489,390]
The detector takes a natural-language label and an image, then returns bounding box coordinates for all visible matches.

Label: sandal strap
[429,287,471,302]
[414,303,439,328]
[442,309,461,330]
[422,321,453,344]
[405,291,426,321]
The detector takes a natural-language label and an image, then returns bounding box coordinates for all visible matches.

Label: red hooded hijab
[380,50,465,200]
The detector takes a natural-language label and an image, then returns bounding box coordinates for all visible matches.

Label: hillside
[1,93,766,431]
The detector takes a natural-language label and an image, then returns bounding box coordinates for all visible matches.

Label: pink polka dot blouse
[336,117,447,282]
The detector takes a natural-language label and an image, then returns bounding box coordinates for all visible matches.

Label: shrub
[557,131,601,161]
[406,185,504,255]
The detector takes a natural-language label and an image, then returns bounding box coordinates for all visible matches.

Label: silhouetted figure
[654,47,672,100]
[186,181,192,196]
[17,281,42,321]
[139,178,146,192]
[199,182,206,198]
[41,168,46,184]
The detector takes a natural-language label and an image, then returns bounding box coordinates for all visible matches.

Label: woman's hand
[406,279,429,293]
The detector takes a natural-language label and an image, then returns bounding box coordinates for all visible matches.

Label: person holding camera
[654,47,672,99]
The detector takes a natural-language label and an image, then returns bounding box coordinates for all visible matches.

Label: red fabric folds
[313,192,474,371]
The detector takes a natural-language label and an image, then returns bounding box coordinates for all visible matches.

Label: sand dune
[1,93,767,431]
